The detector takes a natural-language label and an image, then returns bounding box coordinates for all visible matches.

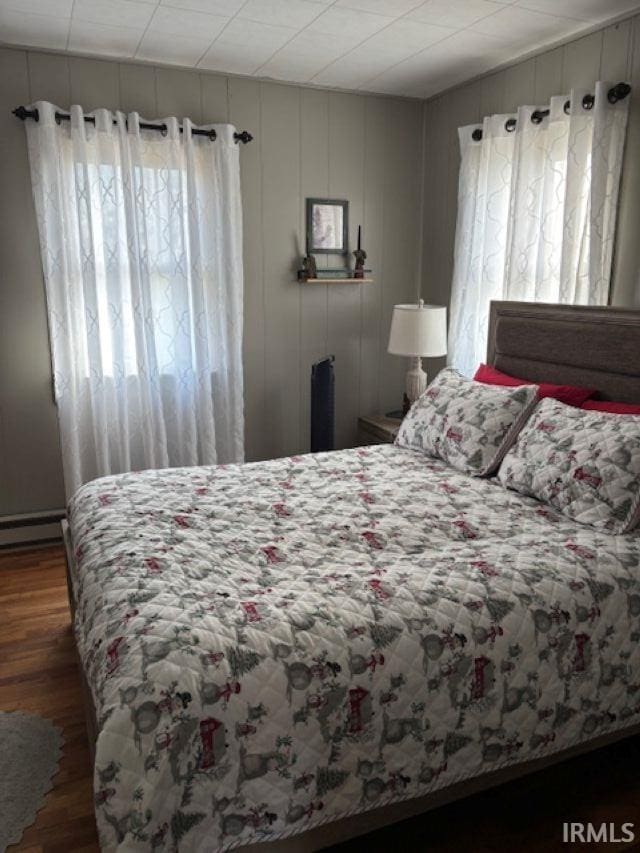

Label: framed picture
[306,198,349,255]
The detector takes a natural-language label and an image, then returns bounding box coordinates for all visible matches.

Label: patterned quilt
[67,445,640,852]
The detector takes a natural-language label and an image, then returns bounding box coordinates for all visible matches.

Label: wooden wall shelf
[301,278,374,284]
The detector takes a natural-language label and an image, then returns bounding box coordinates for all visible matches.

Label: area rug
[0,711,63,851]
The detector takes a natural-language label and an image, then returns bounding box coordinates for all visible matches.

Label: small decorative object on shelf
[297,234,318,282]
[353,225,367,279]
[298,248,317,282]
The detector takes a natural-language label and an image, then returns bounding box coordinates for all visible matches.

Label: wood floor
[2,544,640,852]
[1,545,98,853]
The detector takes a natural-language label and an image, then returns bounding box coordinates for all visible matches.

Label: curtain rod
[12,105,253,144]
[470,81,631,142]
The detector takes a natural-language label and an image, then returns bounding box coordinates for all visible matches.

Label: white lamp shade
[387,302,447,358]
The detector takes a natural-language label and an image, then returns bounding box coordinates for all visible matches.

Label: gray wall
[422,14,640,312]
[0,47,422,518]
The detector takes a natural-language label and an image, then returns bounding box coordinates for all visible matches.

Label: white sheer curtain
[448,81,629,377]
[25,101,244,498]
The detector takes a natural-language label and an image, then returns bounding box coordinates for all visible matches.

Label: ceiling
[1,0,639,99]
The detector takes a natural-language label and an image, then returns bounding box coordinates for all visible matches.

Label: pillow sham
[395,367,538,477]
[498,397,640,534]
[582,400,640,415]
[473,363,595,407]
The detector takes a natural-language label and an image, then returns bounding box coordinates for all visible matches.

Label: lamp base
[405,357,427,411]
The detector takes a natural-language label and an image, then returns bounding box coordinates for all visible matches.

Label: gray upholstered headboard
[487,301,640,403]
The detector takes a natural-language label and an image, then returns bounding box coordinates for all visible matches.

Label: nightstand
[357,413,402,445]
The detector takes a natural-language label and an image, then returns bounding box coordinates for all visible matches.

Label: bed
[64,301,640,852]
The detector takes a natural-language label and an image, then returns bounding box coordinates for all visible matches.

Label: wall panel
[260,82,302,460]
[299,87,330,451]
[201,73,228,123]
[379,98,422,416]
[69,57,119,111]
[429,96,450,311]
[156,68,202,123]
[600,20,633,81]
[327,92,365,449]
[503,58,535,112]
[27,52,70,107]
[0,48,65,514]
[480,71,506,117]
[119,63,156,116]
[359,96,386,418]
[561,31,603,91]
[533,47,563,103]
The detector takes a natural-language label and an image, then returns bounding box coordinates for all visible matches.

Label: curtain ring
[563,99,571,115]
[608,82,631,104]
[160,123,168,137]
[505,118,516,133]
[531,110,543,124]
[471,128,482,141]
[582,93,595,110]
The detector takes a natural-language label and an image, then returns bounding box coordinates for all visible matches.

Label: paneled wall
[422,14,640,312]
[0,47,422,518]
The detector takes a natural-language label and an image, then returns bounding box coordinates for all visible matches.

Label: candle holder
[353,224,366,278]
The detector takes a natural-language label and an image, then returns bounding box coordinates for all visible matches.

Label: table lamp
[387,300,447,414]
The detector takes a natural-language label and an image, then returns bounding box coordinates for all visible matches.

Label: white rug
[0,711,63,851]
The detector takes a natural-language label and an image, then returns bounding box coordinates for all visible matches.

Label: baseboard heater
[311,355,335,453]
[0,509,66,549]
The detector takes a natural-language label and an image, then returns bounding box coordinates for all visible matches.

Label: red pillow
[473,364,595,407]
[581,400,640,415]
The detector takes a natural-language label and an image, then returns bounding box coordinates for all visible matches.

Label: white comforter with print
[67,445,640,851]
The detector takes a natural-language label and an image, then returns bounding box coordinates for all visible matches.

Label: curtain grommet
[608,82,631,104]
[582,93,595,110]
[531,107,550,124]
